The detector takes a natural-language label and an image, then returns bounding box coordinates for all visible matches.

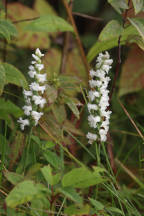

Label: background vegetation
[0,0,144,215]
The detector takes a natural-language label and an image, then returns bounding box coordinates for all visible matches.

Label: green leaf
[43,150,62,169]
[73,0,99,13]
[64,204,90,216]
[25,15,74,33]
[0,19,17,42]
[107,0,129,13]
[106,207,123,214]
[52,104,66,124]
[128,18,144,40]
[4,171,24,185]
[132,0,143,14]
[0,98,23,118]
[87,21,139,62]
[0,64,6,95]
[41,165,61,185]
[89,198,104,210]
[34,0,56,15]
[2,63,27,88]
[99,20,123,41]
[58,187,83,204]
[64,97,80,119]
[62,167,105,188]
[6,180,40,208]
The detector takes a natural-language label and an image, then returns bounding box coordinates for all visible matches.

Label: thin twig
[72,12,103,22]
[13,17,39,24]
[118,99,144,141]
[62,0,90,81]
[109,0,131,101]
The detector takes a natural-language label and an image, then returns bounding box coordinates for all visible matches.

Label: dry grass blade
[118,99,144,141]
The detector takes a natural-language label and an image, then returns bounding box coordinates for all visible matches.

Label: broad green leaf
[64,204,90,215]
[107,0,129,13]
[43,150,62,169]
[58,187,83,204]
[89,198,104,210]
[64,97,80,119]
[87,21,139,62]
[4,171,24,185]
[31,197,50,216]
[25,15,74,33]
[0,98,23,118]
[132,0,143,14]
[63,120,84,136]
[7,2,51,49]
[2,63,27,88]
[6,180,39,208]
[99,20,123,41]
[0,19,17,42]
[41,165,61,185]
[34,0,56,15]
[106,207,123,214]
[0,64,6,95]
[73,0,99,13]
[62,167,105,188]
[128,18,144,40]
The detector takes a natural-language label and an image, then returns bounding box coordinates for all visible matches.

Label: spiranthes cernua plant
[17,48,47,130]
[86,51,113,144]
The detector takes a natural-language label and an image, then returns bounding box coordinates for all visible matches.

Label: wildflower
[86,51,113,144]
[17,117,29,130]
[18,48,47,130]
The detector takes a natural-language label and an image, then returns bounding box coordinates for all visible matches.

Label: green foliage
[107,0,129,14]
[128,18,144,41]
[0,65,6,95]
[0,19,17,42]
[132,0,144,14]
[25,15,74,33]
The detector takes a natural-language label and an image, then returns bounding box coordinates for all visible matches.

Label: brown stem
[13,17,39,24]
[62,0,90,81]
[72,12,103,22]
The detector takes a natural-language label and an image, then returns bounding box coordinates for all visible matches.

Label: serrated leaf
[64,97,80,119]
[4,171,24,185]
[2,63,27,88]
[87,21,139,62]
[108,0,129,13]
[0,64,6,95]
[25,15,74,33]
[89,198,104,210]
[58,187,83,204]
[62,167,105,188]
[6,181,40,208]
[0,19,17,42]
[128,18,144,40]
[132,0,143,14]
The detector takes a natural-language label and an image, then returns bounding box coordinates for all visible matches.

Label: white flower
[35,48,44,57]
[35,64,44,71]
[36,73,47,83]
[23,90,32,97]
[17,118,29,130]
[22,105,32,116]
[31,111,43,125]
[86,132,97,144]
[29,65,35,71]
[87,103,98,112]
[90,69,97,78]
[32,54,40,62]
[88,115,101,128]
[88,90,100,101]
[32,95,46,108]
[29,82,46,94]
[28,70,36,78]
